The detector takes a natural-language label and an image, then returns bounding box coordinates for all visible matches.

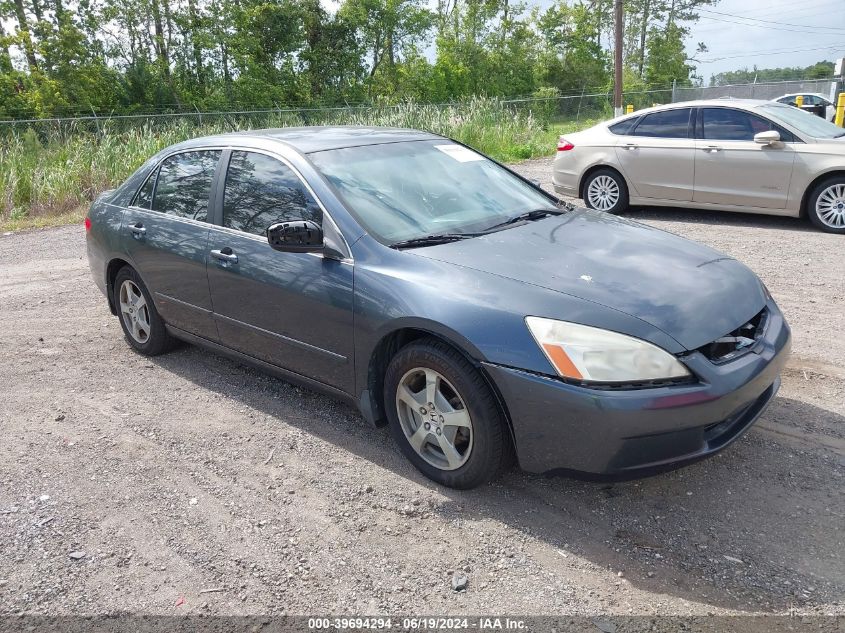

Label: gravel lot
[0,157,843,618]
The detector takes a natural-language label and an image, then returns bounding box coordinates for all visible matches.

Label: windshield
[758,103,845,139]
[309,140,558,244]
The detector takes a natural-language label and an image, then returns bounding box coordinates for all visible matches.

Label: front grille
[697,308,768,364]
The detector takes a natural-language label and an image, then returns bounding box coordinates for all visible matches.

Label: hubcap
[119,280,151,344]
[586,175,620,212]
[395,368,473,471]
[816,184,845,228]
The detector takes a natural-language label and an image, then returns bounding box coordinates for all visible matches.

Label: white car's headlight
[525,317,691,384]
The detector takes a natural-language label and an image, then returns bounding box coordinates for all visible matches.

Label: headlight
[525,316,691,384]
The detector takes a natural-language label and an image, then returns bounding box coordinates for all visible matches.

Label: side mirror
[267,220,323,253]
[754,130,781,146]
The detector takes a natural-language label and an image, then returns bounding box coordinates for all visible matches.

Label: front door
[614,107,695,202]
[122,150,221,341]
[693,107,796,209]
[206,150,354,393]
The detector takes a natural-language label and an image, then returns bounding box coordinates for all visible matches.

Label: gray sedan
[86,127,791,488]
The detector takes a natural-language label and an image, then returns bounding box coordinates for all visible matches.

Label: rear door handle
[210,248,238,265]
[622,143,638,150]
[129,222,146,238]
[703,145,722,153]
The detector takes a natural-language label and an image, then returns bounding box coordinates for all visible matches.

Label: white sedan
[552,99,845,233]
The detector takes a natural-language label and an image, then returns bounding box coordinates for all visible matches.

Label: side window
[223,151,322,237]
[608,118,638,135]
[702,108,758,141]
[632,108,692,138]
[152,151,220,222]
[703,108,797,142]
[132,172,155,209]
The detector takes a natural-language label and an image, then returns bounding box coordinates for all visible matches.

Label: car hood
[413,209,767,351]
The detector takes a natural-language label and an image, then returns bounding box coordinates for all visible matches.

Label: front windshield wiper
[390,233,480,249]
[481,207,569,233]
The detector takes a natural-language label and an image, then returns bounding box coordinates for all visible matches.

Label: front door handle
[622,143,638,150]
[210,248,238,265]
[129,222,146,238]
[703,145,722,153]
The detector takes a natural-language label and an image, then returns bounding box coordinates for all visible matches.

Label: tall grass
[0,98,591,225]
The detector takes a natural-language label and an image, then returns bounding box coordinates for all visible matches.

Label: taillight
[557,137,574,151]
[84,217,92,231]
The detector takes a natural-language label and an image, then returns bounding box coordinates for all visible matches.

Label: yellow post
[652,103,660,107]
[836,93,845,128]
[626,104,634,114]
[795,95,804,107]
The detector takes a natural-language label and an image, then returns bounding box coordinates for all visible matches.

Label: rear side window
[702,108,797,142]
[632,108,692,138]
[608,118,637,135]
[132,173,155,209]
[152,151,220,221]
[223,151,321,237]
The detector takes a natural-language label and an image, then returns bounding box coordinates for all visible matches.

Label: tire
[383,338,509,489]
[113,266,177,356]
[582,168,629,214]
[806,176,845,234]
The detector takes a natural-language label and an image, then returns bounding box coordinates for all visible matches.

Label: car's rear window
[633,108,692,138]
[608,118,638,135]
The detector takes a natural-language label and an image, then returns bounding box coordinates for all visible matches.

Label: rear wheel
[113,266,177,356]
[583,168,629,214]
[807,176,845,234]
[384,338,508,489]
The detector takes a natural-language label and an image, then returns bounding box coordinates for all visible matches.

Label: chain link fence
[0,78,841,140]
[673,78,842,103]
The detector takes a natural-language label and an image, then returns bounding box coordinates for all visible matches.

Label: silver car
[552,99,845,233]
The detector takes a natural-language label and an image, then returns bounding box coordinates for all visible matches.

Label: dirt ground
[0,158,843,618]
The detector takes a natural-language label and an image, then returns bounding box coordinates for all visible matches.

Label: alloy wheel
[119,279,151,344]
[395,367,473,471]
[586,175,620,211]
[816,184,845,229]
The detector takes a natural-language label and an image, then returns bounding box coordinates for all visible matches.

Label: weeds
[0,98,596,226]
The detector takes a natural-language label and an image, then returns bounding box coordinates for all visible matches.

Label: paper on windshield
[434,144,485,162]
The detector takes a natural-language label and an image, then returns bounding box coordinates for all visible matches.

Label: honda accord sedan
[553,99,845,232]
[86,126,791,488]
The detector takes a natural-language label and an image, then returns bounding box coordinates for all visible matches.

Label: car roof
[604,98,788,124]
[171,126,443,154]
[777,92,827,98]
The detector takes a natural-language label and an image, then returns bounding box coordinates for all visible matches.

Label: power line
[696,8,845,32]
[699,44,843,63]
[696,14,845,35]
[711,0,843,19]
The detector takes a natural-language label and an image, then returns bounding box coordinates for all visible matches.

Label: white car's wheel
[583,169,629,214]
[808,177,845,234]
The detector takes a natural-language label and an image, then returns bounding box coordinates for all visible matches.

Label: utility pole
[613,0,624,117]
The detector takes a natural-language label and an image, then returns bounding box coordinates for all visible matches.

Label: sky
[683,0,845,80]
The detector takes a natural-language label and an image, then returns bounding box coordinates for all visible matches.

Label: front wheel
[583,168,629,214]
[383,338,509,489]
[807,177,845,234]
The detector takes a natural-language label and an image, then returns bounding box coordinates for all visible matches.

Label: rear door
[614,107,695,202]
[123,150,221,340]
[205,149,354,392]
[693,107,796,209]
